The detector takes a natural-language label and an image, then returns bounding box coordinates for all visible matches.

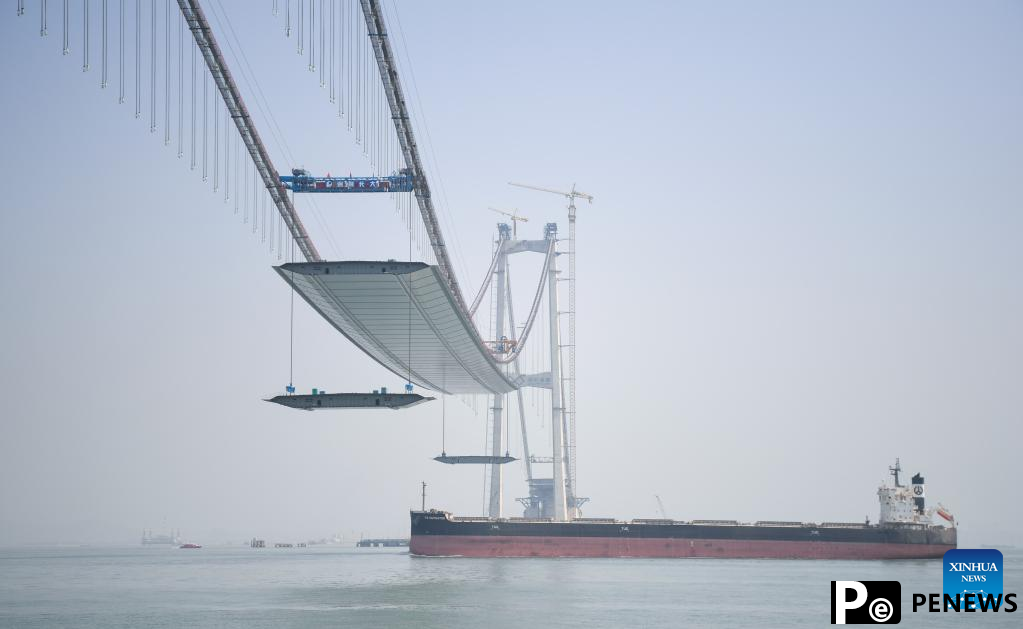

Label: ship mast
[889,457,902,487]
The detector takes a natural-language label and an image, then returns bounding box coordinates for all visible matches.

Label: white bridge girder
[276,261,517,395]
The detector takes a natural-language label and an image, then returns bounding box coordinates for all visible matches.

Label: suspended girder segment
[505,239,551,255]
[267,392,433,410]
[275,261,517,395]
[434,455,517,465]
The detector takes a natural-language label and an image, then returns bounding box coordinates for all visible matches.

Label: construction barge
[410,461,956,559]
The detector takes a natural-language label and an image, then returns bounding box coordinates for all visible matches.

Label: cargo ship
[410,460,956,559]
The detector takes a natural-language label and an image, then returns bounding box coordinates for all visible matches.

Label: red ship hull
[410,534,953,559]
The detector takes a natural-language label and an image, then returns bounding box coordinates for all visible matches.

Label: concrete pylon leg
[548,242,568,521]
[488,246,508,518]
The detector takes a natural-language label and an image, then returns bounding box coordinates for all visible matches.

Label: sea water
[1,546,1019,627]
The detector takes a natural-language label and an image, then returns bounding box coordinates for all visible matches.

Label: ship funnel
[911,473,925,513]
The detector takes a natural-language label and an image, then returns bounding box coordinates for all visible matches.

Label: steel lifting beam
[177,0,321,262]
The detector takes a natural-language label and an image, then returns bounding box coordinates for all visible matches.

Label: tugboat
[409,460,956,559]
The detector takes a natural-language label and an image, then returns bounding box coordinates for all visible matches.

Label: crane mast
[655,495,669,519]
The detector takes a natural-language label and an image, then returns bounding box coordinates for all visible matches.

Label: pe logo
[831,581,901,624]
[943,549,1003,610]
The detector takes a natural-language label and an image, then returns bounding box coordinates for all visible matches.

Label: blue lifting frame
[279,168,415,193]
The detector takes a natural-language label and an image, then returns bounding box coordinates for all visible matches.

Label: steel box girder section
[275,261,518,395]
[505,239,551,255]
[434,455,518,465]
[267,392,434,410]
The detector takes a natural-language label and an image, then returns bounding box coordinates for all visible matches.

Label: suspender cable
[354,8,360,145]
[289,234,295,392]
[243,153,248,222]
[164,0,170,144]
[118,0,124,101]
[233,131,238,212]
[150,0,156,132]
[202,68,208,180]
[190,38,195,167]
[406,174,413,393]
[83,0,89,71]
[341,0,345,117]
[277,203,283,257]
[328,0,333,101]
[102,0,107,86]
[213,95,218,190]
[347,0,352,128]
[63,0,69,55]
[319,0,324,83]
[252,156,258,233]
[223,107,229,199]
[135,0,140,118]
[177,12,183,155]
[270,192,275,251]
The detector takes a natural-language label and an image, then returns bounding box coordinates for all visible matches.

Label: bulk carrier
[410,460,956,559]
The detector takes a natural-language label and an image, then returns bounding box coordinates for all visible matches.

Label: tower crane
[488,207,529,239]
[508,181,594,517]
[507,183,594,207]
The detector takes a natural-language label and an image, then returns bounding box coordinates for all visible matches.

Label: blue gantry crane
[280,168,415,193]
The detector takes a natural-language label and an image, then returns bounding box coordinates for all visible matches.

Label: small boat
[179,543,202,549]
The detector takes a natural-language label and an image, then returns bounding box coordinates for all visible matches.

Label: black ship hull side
[409,511,956,559]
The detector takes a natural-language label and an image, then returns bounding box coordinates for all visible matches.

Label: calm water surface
[1,546,1019,627]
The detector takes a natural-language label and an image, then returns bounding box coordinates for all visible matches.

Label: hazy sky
[1,1,1020,547]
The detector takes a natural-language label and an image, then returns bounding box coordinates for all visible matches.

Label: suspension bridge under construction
[13,0,593,523]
